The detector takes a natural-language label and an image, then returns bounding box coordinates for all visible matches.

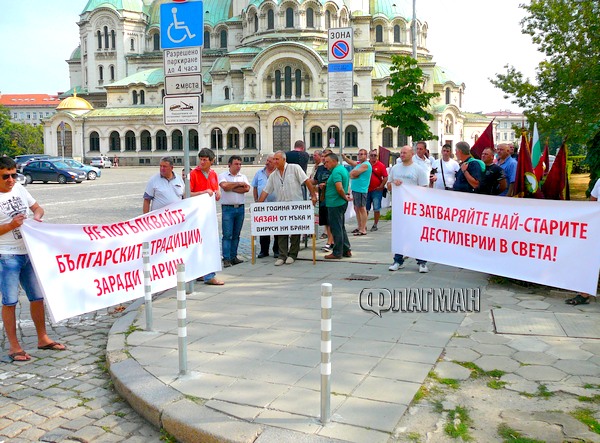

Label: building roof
[0,94,62,108]
[432,65,463,87]
[81,0,144,14]
[56,93,94,111]
[109,68,165,87]
[485,110,524,117]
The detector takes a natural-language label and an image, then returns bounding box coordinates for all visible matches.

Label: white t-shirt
[263,163,308,202]
[432,158,460,190]
[218,170,250,205]
[389,162,429,187]
[591,179,600,200]
[412,154,432,175]
[0,183,36,254]
[143,173,184,211]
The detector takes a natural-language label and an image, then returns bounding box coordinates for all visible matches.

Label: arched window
[110,65,115,80]
[244,128,256,149]
[295,69,302,98]
[309,126,322,148]
[97,30,102,49]
[140,90,145,105]
[345,125,358,148]
[156,130,167,150]
[98,66,104,81]
[275,70,282,98]
[227,128,239,149]
[211,128,223,151]
[353,83,359,97]
[224,87,230,100]
[306,8,314,28]
[132,90,138,105]
[382,128,393,147]
[325,10,331,29]
[111,30,116,49]
[189,129,199,150]
[104,26,109,49]
[267,9,274,30]
[284,66,292,98]
[130,38,135,51]
[445,87,451,105]
[285,7,294,28]
[254,13,259,32]
[375,24,383,43]
[327,126,339,148]
[220,29,227,48]
[172,130,183,150]
[141,130,152,151]
[394,25,401,43]
[397,130,408,147]
[109,131,121,151]
[125,131,136,151]
[204,30,210,49]
[90,131,100,151]
[153,33,160,50]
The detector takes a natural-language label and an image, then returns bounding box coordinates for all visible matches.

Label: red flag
[542,141,568,200]
[513,132,542,198]
[378,146,391,166]
[470,119,495,159]
[534,142,549,181]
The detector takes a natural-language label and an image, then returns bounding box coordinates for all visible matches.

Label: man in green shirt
[323,153,351,259]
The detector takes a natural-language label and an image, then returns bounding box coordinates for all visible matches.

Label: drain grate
[345,274,379,281]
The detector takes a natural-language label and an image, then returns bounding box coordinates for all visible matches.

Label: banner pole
[142,242,152,331]
[320,283,332,424]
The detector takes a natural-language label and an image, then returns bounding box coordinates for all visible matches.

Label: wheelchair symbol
[167,7,196,44]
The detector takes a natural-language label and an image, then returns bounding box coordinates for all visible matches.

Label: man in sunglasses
[0,157,66,362]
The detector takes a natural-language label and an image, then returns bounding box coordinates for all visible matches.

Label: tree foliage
[0,105,44,157]
[374,55,439,142]
[491,0,600,186]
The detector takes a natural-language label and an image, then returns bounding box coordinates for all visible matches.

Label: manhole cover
[345,274,379,281]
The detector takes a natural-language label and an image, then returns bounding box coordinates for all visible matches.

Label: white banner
[250,201,314,236]
[21,196,221,323]
[392,186,600,294]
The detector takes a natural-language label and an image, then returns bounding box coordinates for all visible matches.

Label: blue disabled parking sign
[160,1,204,49]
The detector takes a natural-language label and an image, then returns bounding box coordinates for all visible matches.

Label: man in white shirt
[431,144,460,190]
[218,155,250,268]
[142,156,184,213]
[0,157,66,362]
[412,141,432,176]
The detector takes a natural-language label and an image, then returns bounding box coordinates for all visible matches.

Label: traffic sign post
[328,28,354,154]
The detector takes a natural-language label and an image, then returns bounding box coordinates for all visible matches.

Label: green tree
[491,0,600,189]
[0,105,44,157]
[374,55,439,142]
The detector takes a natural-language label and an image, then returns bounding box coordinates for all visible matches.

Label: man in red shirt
[189,148,224,285]
[366,149,388,231]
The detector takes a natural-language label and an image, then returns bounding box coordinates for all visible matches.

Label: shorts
[0,254,44,306]
[318,203,329,226]
[366,190,383,212]
[352,191,367,208]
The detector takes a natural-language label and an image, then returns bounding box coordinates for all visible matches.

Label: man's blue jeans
[222,204,245,261]
[393,254,426,265]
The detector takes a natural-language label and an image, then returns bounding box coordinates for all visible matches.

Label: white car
[90,156,113,169]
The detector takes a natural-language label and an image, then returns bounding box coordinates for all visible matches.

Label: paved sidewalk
[106,219,600,443]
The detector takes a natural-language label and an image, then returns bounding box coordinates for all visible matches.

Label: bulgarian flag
[531,123,542,168]
[534,141,550,181]
[513,131,542,198]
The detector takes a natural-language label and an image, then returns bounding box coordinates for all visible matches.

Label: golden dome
[56,92,94,112]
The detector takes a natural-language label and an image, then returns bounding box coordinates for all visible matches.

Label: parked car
[16,173,27,186]
[90,156,112,169]
[23,159,86,184]
[14,154,50,172]
[53,158,102,180]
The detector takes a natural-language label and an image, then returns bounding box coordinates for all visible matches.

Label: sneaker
[419,264,429,273]
[285,257,295,265]
[321,244,332,252]
[388,262,405,271]
[370,224,378,232]
[223,260,232,268]
[274,258,285,266]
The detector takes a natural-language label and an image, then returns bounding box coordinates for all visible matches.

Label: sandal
[38,342,66,351]
[9,351,31,362]
[565,294,590,305]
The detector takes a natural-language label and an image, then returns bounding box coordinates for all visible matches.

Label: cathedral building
[44,0,489,166]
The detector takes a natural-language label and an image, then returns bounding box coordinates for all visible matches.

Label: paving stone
[473,355,520,373]
[517,300,551,310]
[442,347,480,362]
[516,365,567,382]
[70,425,107,441]
[0,421,32,438]
[547,344,593,360]
[507,336,550,352]
[470,331,511,344]
[512,351,557,365]
[433,361,471,380]
[500,374,539,394]
[552,359,600,376]
[468,343,515,356]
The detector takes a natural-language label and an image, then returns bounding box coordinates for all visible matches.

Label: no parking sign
[328,28,353,63]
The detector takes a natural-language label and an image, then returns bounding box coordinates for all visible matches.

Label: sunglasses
[1,173,18,180]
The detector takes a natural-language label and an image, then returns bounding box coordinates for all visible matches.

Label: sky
[0,0,542,113]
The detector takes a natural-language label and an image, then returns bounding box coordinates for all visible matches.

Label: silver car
[90,156,113,169]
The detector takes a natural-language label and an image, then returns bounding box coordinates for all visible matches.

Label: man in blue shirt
[251,155,278,258]
[342,149,372,235]
[496,143,517,196]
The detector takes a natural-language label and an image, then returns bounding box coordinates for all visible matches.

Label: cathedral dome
[81,0,144,14]
[56,92,94,115]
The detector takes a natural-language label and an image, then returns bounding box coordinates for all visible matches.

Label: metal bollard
[177,263,188,375]
[142,242,152,331]
[320,283,332,424]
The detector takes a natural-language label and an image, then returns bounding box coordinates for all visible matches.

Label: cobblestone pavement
[0,298,161,442]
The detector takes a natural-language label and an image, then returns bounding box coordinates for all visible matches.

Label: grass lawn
[569,173,593,201]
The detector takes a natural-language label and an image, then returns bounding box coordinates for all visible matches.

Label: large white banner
[392,186,600,294]
[21,196,221,323]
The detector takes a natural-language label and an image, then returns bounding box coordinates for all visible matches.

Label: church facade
[44,0,489,165]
